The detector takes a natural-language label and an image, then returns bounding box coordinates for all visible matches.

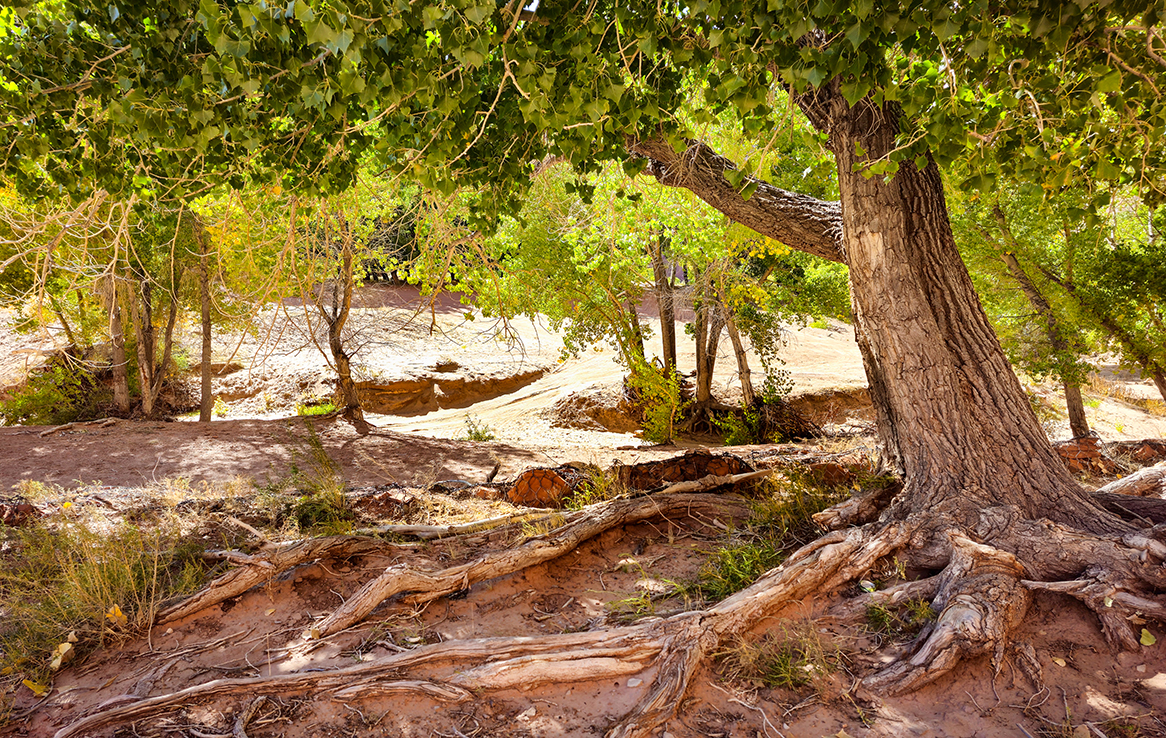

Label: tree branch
[627,137,845,264]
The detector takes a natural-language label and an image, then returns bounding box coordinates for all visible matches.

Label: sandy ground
[3,286,1166,738]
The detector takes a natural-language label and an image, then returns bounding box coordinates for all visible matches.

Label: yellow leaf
[106,604,128,628]
[1140,628,1157,647]
[22,679,49,697]
[1052,657,1066,667]
[50,642,74,671]
[265,608,276,616]
[66,631,78,643]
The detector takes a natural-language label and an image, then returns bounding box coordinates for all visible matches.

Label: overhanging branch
[628,137,845,264]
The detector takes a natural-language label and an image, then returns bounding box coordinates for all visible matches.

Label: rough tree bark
[107,284,130,415]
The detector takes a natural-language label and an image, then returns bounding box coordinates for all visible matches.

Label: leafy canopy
[2,1,1164,215]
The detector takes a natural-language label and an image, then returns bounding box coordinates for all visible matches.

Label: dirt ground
[2,286,1166,737]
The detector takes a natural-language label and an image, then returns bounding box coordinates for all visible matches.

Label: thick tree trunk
[997,247,1090,438]
[795,87,1112,530]
[196,218,213,423]
[648,234,677,373]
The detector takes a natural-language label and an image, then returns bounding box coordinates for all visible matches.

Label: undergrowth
[718,621,838,691]
[0,512,210,703]
[696,472,850,602]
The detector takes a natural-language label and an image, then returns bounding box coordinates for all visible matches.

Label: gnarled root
[310,492,746,639]
[863,532,1030,695]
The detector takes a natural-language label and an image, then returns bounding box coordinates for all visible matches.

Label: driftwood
[1095,462,1166,498]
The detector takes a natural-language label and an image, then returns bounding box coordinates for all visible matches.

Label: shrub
[0,357,105,426]
[463,415,497,441]
[628,363,687,444]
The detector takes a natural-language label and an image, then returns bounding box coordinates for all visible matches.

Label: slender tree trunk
[648,234,677,372]
[195,217,214,423]
[132,281,157,417]
[997,245,1090,438]
[1040,265,1166,404]
[321,233,370,434]
[627,300,646,365]
[109,289,130,414]
[723,305,755,407]
[50,294,77,348]
[796,87,1111,530]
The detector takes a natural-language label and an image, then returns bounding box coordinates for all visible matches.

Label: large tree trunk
[997,247,1090,438]
[794,88,1113,531]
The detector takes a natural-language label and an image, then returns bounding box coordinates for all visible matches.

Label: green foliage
[0,513,209,688]
[0,357,106,426]
[463,415,497,442]
[864,599,937,639]
[714,404,764,446]
[697,474,849,601]
[296,402,337,417]
[628,363,687,444]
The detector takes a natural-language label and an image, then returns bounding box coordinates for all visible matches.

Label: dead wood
[158,536,403,625]
[351,510,553,540]
[1094,462,1166,498]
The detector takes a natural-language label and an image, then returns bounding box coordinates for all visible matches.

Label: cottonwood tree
[5,1,1166,735]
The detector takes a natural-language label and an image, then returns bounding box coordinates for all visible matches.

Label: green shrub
[296,401,337,416]
[464,415,497,441]
[0,358,106,426]
[628,363,687,444]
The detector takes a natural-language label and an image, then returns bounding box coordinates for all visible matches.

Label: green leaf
[1141,628,1156,647]
[1096,70,1122,93]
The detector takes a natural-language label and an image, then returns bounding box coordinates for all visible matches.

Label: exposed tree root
[1096,462,1166,498]
[310,492,747,639]
[159,535,405,624]
[862,532,1030,694]
[62,463,1166,738]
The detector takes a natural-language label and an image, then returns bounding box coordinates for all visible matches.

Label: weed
[564,467,624,510]
[606,591,654,623]
[864,598,937,639]
[808,318,829,330]
[695,473,850,602]
[718,621,836,691]
[698,539,786,601]
[296,401,337,416]
[291,488,353,534]
[1084,397,1102,409]
[463,415,497,442]
[0,513,210,692]
[212,396,229,418]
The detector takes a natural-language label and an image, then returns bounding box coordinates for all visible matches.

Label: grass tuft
[695,473,850,602]
[0,512,210,698]
[718,621,837,691]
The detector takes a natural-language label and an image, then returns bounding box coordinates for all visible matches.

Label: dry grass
[1086,373,1166,416]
